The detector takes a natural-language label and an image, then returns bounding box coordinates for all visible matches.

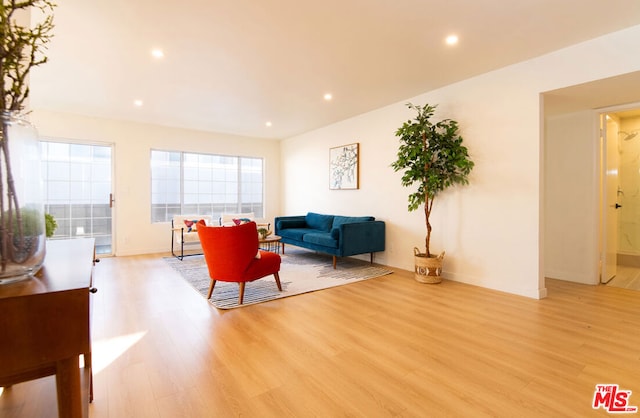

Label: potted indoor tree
[0,0,55,282]
[392,103,474,283]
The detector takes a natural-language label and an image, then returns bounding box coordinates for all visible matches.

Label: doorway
[40,140,114,255]
[542,71,640,289]
[600,108,640,290]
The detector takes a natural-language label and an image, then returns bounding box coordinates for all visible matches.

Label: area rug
[164,248,393,309]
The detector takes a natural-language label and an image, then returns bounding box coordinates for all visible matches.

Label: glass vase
[0,112,46,284]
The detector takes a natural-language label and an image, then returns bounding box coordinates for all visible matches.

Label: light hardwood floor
[1,254,640,417]
[607,265,640,291]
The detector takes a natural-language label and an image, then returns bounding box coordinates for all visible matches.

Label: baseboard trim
[617,253,640,267]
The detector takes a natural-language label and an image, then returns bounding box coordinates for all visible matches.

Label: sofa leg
[333,256,337,269]
[370,252,373,264]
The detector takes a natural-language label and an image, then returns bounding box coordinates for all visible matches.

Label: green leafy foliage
[391,103,474,256]
[4,207,44,236]
[45,212,56,238]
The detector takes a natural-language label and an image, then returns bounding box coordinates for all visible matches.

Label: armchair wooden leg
[238,282,246,304]
[333,255,337,269]
[274,272,282,291]
[207,279,217,299]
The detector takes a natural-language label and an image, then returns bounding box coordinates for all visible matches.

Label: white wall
[281,25,640,299]
[30,110,281,256]
[544,111,599,284]
[29,24,640,298]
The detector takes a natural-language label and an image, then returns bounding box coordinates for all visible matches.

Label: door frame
[600,112,618,284]
[597,102,640,283]
[40,137,116,256]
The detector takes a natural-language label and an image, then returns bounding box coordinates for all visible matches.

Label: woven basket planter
[414,248,445,284]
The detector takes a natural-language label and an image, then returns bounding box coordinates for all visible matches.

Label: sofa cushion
[302,232,338,248]
[276,219,307,230]
[278,228,312,241]
[305,212,334,232]
[181,231,201,243]
[173,215,213,244]
[332,215,374,228]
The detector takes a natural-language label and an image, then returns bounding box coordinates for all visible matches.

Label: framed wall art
[329,142,359,190]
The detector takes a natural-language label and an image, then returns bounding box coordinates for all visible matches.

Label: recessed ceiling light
[134,99,143,107]
[265,121,272,127]
[445,35,459,46]
[324,93,333,101]
[151,48,164,58]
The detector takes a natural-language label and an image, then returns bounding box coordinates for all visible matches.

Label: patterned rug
[164,248,393,309]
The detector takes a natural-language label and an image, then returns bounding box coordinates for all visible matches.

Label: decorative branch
[0,0,55,271]
[0,0,55,111]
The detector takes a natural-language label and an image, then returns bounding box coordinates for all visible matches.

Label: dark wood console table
[0,238,96,418]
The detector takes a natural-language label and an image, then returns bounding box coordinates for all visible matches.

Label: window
[151,150,264,222]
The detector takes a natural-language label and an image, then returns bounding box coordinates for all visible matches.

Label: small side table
[259,235,282,253]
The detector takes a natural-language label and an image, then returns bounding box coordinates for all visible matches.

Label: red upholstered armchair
[196,220,282,304]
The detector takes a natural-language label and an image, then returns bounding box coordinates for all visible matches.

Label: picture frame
[329,143,359,190]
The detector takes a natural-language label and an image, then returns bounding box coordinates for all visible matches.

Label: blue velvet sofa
[274,212,385,268]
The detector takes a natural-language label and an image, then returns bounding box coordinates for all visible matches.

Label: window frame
[150,149,264,223]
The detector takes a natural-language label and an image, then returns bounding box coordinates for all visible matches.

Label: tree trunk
[424,198,432,258]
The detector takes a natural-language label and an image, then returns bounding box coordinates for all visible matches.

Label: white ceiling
[29,0,640,139]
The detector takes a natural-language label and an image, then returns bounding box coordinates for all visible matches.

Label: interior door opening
[600,108,640,289]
